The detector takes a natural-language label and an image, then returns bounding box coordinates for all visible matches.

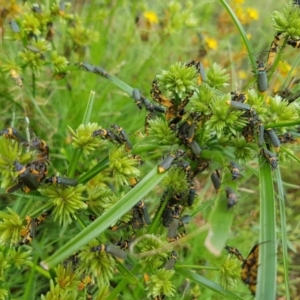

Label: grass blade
[41,167,167,269]
[257,157,277,300]
[275,168,290,300]
[176,268,244,300]
[218,0,256,71]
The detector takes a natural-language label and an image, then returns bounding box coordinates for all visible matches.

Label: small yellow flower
[238,70,247,80]
[265,95,271,105]
[235,7,247,24]
[278,61,292,77]
[246,8,259,20]
[205,37,218,50]
[143,11,159,24]
[233,0,244,4]
[247,33,252,40]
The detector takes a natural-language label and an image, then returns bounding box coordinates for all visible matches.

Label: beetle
[133,200,151,225]
[132,88,143,109]
[225,187,238,208]
[92,128,122,144]
[32,4,42,14]
[6,161,41,193]
[164,251,178,270]
[9,20,20,33]
[211,170,221,193]
[20,216,36,245]
[116,235,135,250]
[278,132,295,144]
[287,38,300,49]
[78,275,92,291]
[191,159,209,176]
[158,149,185,173]
[256,61,268,93]
[91,243,127,259]
[230,90,246,103]
[260,148,278,170]
[44,175,78,187]
[150,79,174,108]
[46,22,54,41]
[266,33,282,69]
[228,161,242,180]
[93,65,109,78]
[225,245,244,261]
[0,127,25,142]
[167,218,181,242]
[111,124,132,151]
[187,183,196,206]
[185,60,207,84]
[31,137,49,162]
[9,69,23,87]
[227,100,251,111]
[265,129,280,152]
[161,202,180,227]
[80,62,95,72]
[241,244,260,295]
[258,123,265,147]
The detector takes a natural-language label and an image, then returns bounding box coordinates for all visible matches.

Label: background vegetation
[0,0,299,299]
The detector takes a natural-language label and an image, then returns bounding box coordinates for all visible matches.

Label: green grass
[0,0,299,299]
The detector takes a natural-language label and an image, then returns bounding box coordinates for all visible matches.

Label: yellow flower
[205,37,218,50]
[277,61,293,77]
[246,8,259,20]
[143,11,159,24]
[238,70,247,80]
[265,95,271,105]
[233,0,244,4]
[235,7,247,23]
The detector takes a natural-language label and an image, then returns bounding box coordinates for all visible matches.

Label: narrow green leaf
[41,167,167,269]
[176,268,244,300]
[107,264,141,300]
[68,91,96,177]
[264,120,300,128]
[275,169,290,300]
[67,148,83,178]
[204,188,234,256]
[115,260,140,285]
[257,157,277,300]
[77,156,109,184]
[82,90,96,125]
[218,0,256,72]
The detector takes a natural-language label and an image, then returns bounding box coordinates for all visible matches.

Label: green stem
[67,91,96,177]
[275,169,290,300]
[77,156,109,184]
[67,148,83,178]
[82,90,95,125]
[264,120,300,128]
[107,264,141,300]
[257,155,277,300]
[268,35,289,83]
[218,0,256,72]
[175,265,219,271]
[32,70,36,98]
[176,268,244,300]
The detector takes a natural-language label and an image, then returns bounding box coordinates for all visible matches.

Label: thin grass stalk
[41,167,167,269]
[218,0,256,71]
[257,156,277,299]
[176,268,244,300]
[67,91,96,178]
[275,168,290,300]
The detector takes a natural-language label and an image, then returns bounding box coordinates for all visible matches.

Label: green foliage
[0,0,299,299]
[156,62,198,98]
